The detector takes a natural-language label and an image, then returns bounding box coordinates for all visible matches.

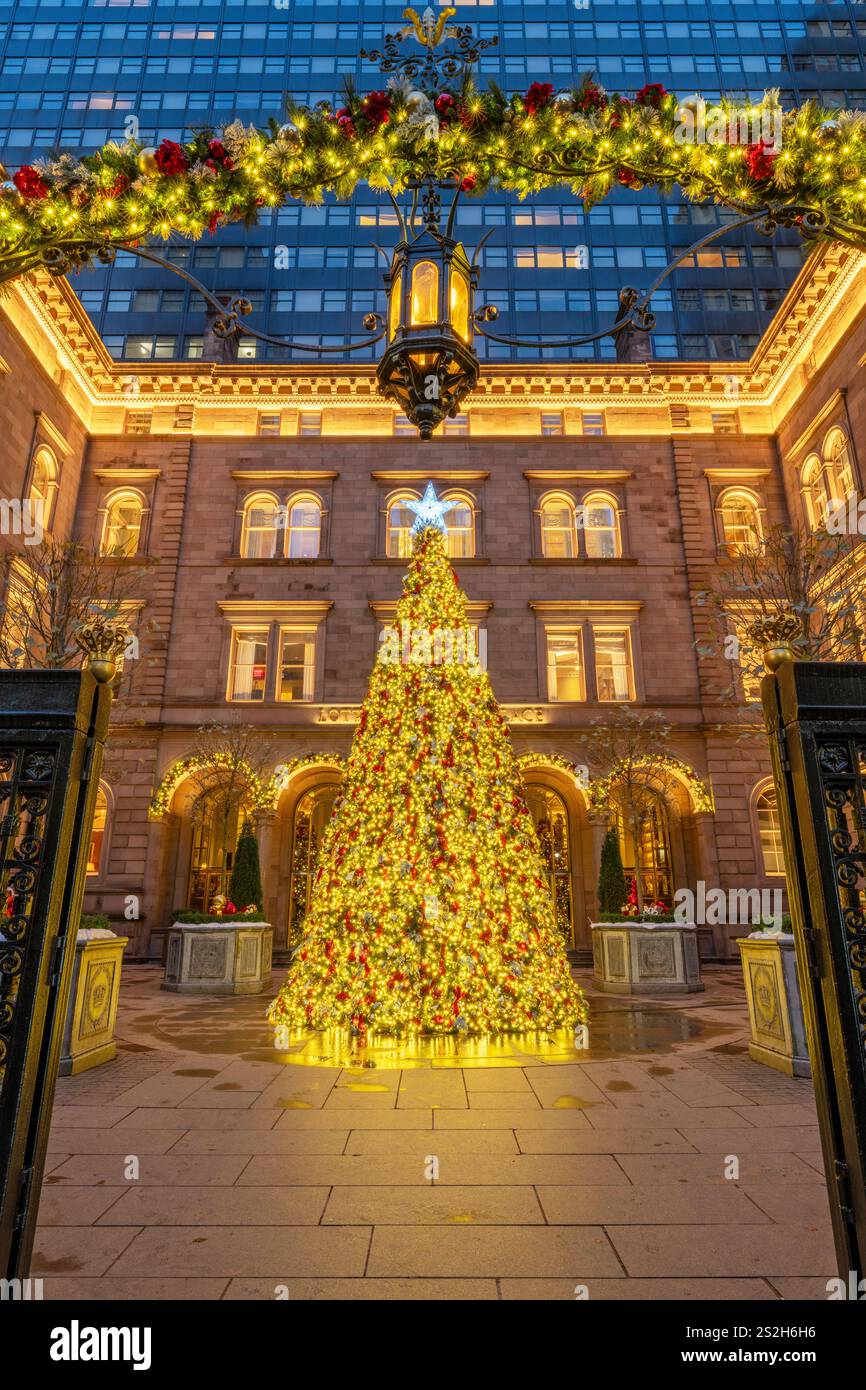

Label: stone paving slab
[366,1225,622,1278]
[608,1224,837,1278]
[32,966,837,1301]
[323,1184,546,1225]
[108,1226,372,1278]
[96,1186,331,1227]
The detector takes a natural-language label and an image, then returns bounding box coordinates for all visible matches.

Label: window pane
[229,631,267,701]
[278,630,315,701]
[547,631,583,701]
[595,629,632,701]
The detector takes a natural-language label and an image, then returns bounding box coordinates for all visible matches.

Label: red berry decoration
[524,82,554,115]
[13,166,49,200]
[745,139,777,182]
[154,139,190,176]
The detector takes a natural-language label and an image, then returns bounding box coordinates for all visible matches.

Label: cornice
[5,243,864,421]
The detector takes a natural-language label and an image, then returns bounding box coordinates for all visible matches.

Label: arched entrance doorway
[187,794,251,912]
[288,783,340,944]
[525,783,575,948]
[615,799,673,905]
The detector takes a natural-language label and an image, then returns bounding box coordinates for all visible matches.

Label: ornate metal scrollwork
[360,9,498,93]
[817,735,866,1054]
[0,758,55,1079]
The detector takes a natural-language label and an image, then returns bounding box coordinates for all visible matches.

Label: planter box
[60,928,128,1076]
[163,921,273,995]
[591,921,704,995]
[737,933,811,1078]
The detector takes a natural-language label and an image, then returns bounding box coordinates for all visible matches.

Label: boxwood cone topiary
[597,826,628,919]
[229,818,264,915]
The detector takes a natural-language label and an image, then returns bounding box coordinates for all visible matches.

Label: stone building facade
[2,243,865,963]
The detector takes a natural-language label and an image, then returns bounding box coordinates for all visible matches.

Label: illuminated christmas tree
[269,487,586,1037]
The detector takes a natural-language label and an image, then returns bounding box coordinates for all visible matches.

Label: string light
[268,526,587,1039]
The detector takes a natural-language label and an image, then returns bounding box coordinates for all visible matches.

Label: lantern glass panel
[411,260,439,326]
[389,267,403,340]
[450,265,470,342]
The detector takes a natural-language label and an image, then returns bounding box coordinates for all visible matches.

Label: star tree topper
[402,481,459,533]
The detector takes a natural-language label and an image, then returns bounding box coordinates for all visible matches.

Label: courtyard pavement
[34,965,837,1301]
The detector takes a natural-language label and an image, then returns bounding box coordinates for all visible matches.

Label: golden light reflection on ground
[275,1027,592,1069]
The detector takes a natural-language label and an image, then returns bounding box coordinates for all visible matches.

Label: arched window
[802,456,829,531]
[540,493,577,559]
[240,492,282,559]
[289,783,340,943]
[442,492,475,559]
[28,446,57,532]
[756,785,785,875]
[387,494,418,558]
[100,491,144,557]
[825,428,856,501]
[719,489,762,555]
[286,494,322,559]
[188,792,251,912]
[582,492,621,559]
[524,783,574,947]
[87,784,109,876]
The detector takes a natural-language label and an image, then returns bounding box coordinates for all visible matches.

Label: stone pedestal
[737,932,811,1078]
[591,921,704,994]
[60,928,128,1076]
[163,921,273,995]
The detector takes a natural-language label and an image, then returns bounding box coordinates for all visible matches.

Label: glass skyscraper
[0,0,862,366]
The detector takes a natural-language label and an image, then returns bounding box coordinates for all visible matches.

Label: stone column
[253,810,277,929]
[144,811,179,959]
[587,811,611,922]
[691,810,726,958]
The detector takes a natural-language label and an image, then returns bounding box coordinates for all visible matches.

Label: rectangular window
[393,414,415,437]
[227,629,268,702]
[298,411,322,437]
[594,627,634,702]
[442,414,469,437]
[582,412,605,436]
[277,628,316,702]
[541,411,564,436]
[124,410,152,436]
[546,629,585,702]
[258,413,281,436]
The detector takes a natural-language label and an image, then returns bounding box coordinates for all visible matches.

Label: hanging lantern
[376,191,480,441]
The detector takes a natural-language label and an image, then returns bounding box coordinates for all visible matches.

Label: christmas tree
[229,818,264,914]
[269,492,586,1038]
[597,826,627,918]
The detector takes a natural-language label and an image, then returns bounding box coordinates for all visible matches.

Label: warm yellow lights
[267,526,586,1039]
[410,259,438,326]
[450,264,470,342]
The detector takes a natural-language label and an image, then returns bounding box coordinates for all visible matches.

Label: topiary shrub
[597,826,628,918]
[229,818,264,914]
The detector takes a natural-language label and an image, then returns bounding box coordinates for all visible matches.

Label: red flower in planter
[634,82,668,108]
[13,166,49,200]
[154,139,190,176]
[221,900,237,916]
[745,139,776,182]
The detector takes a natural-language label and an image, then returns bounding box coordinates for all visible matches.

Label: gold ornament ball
[405,90,427,112]
[137,148,159,177]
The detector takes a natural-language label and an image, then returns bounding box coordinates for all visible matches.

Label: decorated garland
[1,77,865,286]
